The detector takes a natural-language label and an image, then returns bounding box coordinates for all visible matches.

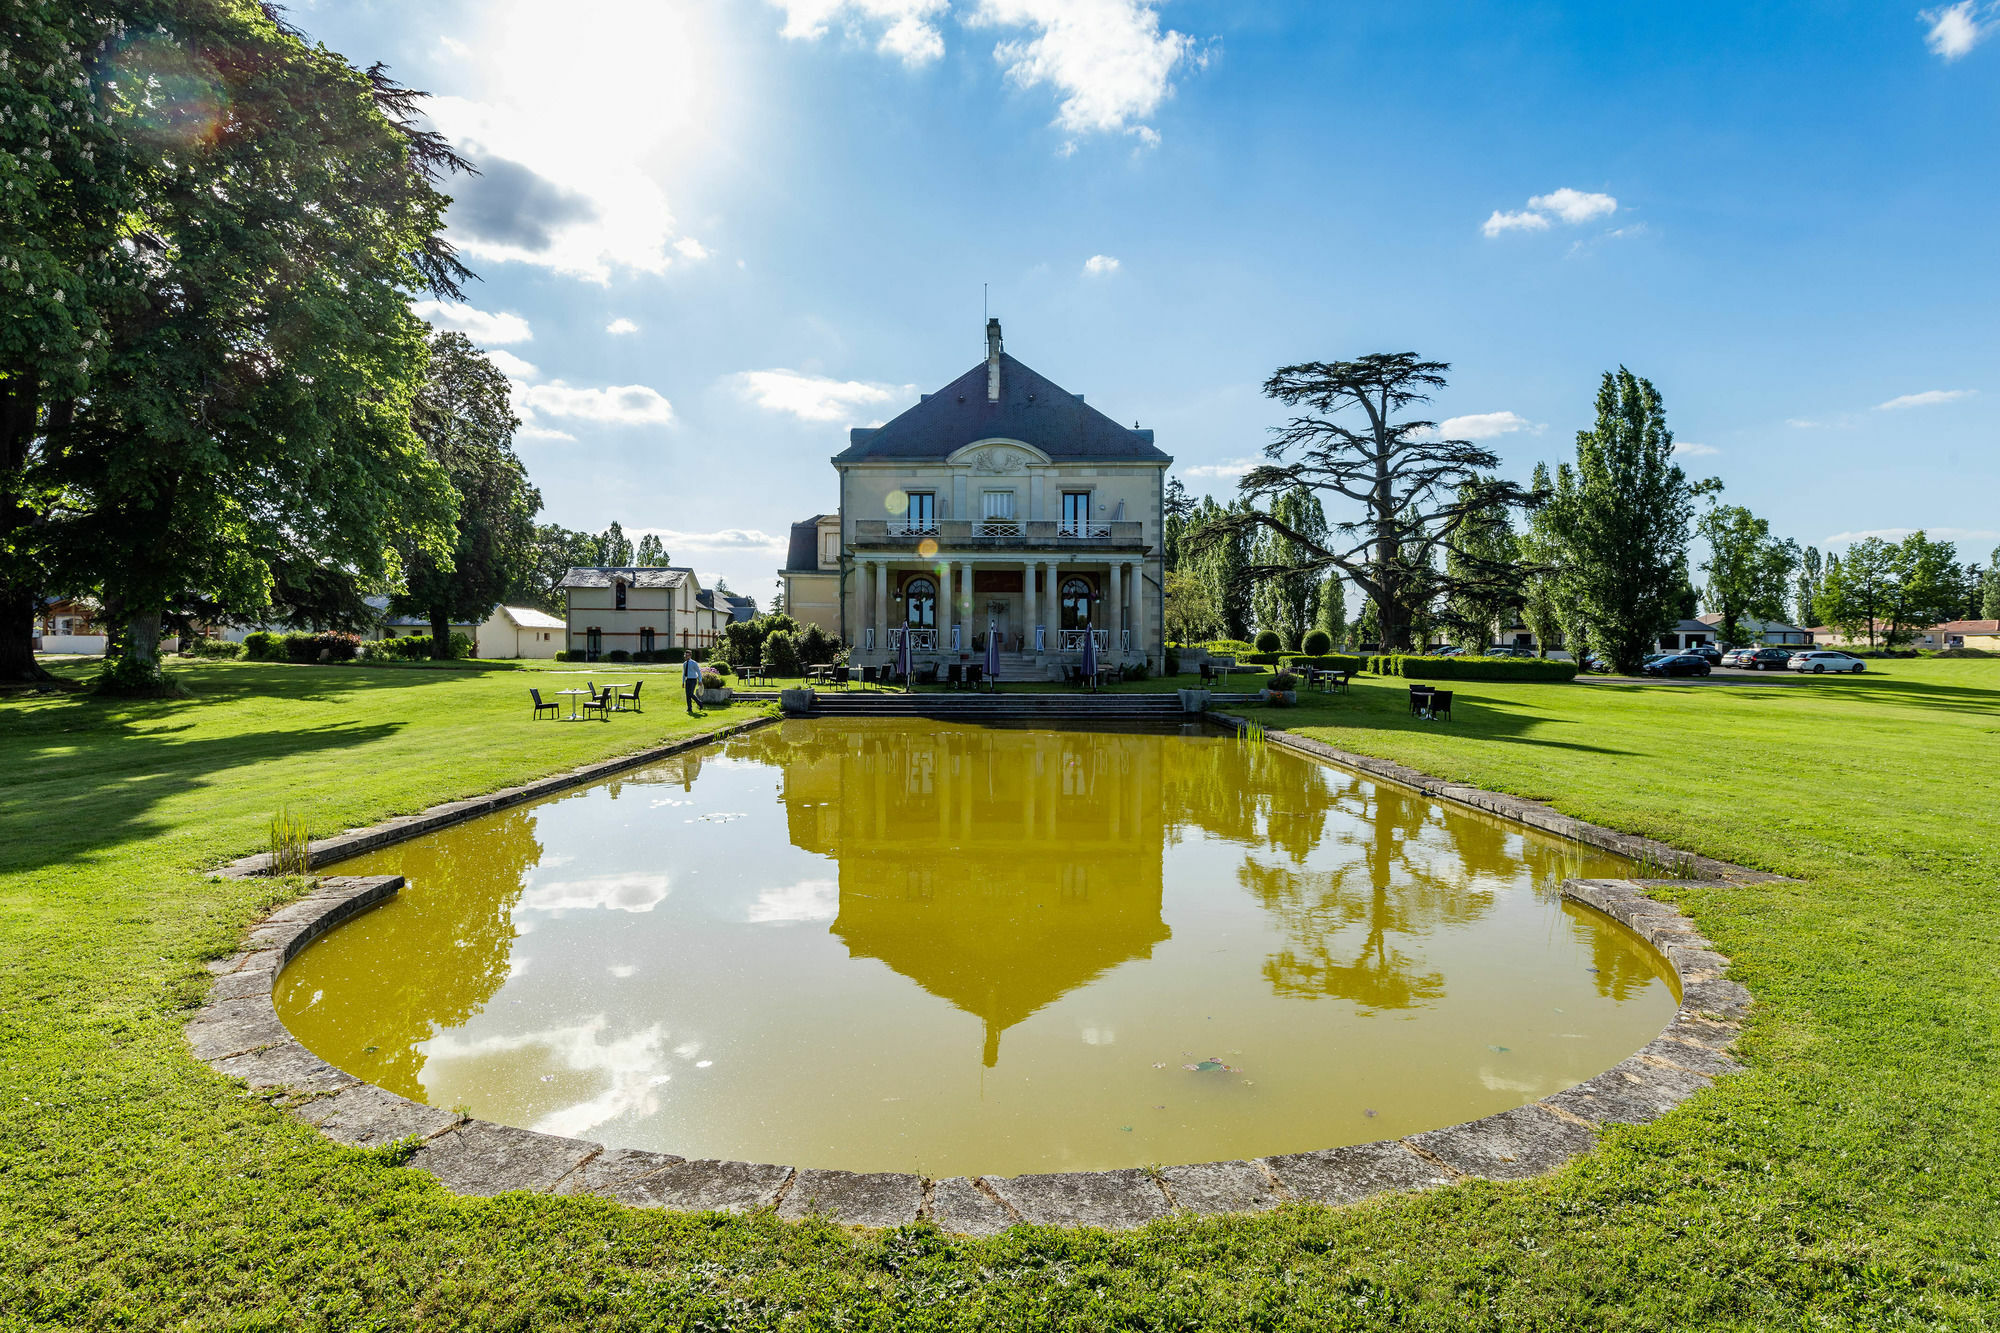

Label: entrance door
[986,601,1011,651]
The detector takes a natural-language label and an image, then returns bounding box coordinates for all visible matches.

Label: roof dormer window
[615,580,627,610]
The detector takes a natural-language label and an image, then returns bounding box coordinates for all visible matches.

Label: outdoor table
[605,683,636,710]
[555,687,589,720]
[808,665,834,685]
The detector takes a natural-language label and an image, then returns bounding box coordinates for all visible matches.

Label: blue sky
[297,0,2000,602]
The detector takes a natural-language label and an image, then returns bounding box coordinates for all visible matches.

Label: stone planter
[1176,688,1212,714]
[779,688,816,716]
[1261,688,1297,707]
[698,687,733,706]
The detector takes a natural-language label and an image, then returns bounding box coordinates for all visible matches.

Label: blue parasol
[896,627,913,692]
[1080,621,1098,690]
[985,618,1001,689]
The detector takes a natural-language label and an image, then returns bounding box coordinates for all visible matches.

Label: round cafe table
[556,687,589,720]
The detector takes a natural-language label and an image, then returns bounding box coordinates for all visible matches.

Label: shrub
[1125,662,1150,682]
[1281,653,1363,674]
[1301,628,1333,656]
[605,649,631,662]
[710,662,731,677]
[1382,653,1578,682]
[183,637,244,659]
[1268,671,1299,691]
[1203,639,1255,656]
[372,634,432,661]
[553,649,576,662]
[659,647,688,664]
[723,619,766,667]
[1242,651,1285,666]
[762,629,802,677]
[699,670,724,691]
[95,654,184,697]
[242,631,282,661]
[448,632,474,660]
[1253,629,1283,653]
[798,624,839,668]
[283,631,361,663]
[1164,649,1180,676]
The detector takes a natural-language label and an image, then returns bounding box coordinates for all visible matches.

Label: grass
[2,657,1997,1328]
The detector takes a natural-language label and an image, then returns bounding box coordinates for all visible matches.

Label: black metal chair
[966,663,984,691]
[1408,684,1436,716]
[1200,661,1217,686]
[1428,689,1453,721]
[945,663,963,690]
[581,685,610,720]
[529,687,560,720]
[859,665,877,690]
[622,680,643,711]
[833,665,850,690]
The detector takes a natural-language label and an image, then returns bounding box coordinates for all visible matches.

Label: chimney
[985,317,1003,402]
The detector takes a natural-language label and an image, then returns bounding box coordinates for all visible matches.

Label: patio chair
[966,663,984,691]
[1199,661,1216,686]
[1408,684,1436,716]
[945,663,963,690]
[860,665,878,690]
[622,680,643,712]
[529,687,560,720]
[1428,689,1454,722]
[581,685,609,720]
[833,665,850,690]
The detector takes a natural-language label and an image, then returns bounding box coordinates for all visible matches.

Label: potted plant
[698,669,732,705]
[1263,671,1299,707]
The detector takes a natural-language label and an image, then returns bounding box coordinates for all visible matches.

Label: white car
[1788,650,1866,674]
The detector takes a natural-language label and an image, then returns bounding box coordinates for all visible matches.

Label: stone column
[1128,559,1146,661]
[1023,558,1038,648]
[957,559,974,653]
[873,559,888,653]
[1107,560,1123,654]
[939,562,954,654]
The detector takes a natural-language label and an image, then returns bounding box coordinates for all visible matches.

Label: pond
[276,719,1677,1178]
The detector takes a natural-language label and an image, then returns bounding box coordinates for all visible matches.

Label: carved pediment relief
[971,445,1024,475]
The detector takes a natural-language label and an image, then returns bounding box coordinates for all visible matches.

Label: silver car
[1788,649,1866,674]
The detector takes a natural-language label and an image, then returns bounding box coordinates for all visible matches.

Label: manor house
[780,320,1170,673]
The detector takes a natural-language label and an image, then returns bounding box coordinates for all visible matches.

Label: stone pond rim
[189,713,1764,1233]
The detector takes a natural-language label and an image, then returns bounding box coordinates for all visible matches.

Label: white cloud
[521,871,672,913]
[1922,2,1997,59]
[673,237,712,261]
[1182,458,1256,480]
[423,0,724,282]
[1083,253,1120,275]
[412,300,533,344]
[484,349,540,379]
[971,0,1202,141]
[1438,410,1539,440]
[517,426,578,443]
[517,381,675,427]
[1482,209,1551,237]
[1483,188,1618,237]
[770,0,949,66]
[729,369,914,423]
[746,877,839,924]
[638,527,788,554]
[604,318,640,336]
[1875,388,1975,410]
[1673,441,1721,457]
[1527,188,1618,224]
[1826,526,2000,546]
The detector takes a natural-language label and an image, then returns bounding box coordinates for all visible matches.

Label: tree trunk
[0,584,51,683]
[430,606,450,659]
[126,609,164,668]
[0,387,53,684]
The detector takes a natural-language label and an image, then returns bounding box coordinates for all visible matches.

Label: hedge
[244,631,361,663]
[1281,653,1363,674]
[1378,653,1577,682]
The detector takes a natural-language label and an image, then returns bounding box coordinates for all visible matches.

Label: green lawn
[2,657,1995,1329]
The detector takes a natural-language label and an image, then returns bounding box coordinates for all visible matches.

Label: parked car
[1720,647,1758,668]
[1484,646,1530,657]
[1433,645,1465,657]
[1789,650,1866,674]
[1641,652,1712,678]
[1745,646,1795,670]
[1688,645,1724,666]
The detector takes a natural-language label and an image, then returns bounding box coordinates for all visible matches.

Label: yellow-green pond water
[278,719,1675,1177]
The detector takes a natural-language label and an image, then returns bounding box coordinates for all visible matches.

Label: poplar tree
[634,533,669,567]
[1316,574,1348,648]
[1544,369,1715,672]
[1444,477,1522,648]
[1162,475,1192,572]
[1249,485,1328,648]
[1982,547,2000,620]
[1795,545,1823,628]
[1515,463,1567,657]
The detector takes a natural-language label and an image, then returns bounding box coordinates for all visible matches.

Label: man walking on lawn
[681,655,703,713]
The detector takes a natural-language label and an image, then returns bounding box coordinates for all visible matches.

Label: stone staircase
[804,688,1189,725]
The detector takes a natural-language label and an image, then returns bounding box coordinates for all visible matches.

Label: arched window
[903,578,937,628]
[1060,578,1093,629]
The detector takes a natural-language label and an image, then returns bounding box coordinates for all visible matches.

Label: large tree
[1817,539,1893,647]
[391,332,540,658]
[1162,475,1193,573]
[516,523,597,613]
[26,7,471,684]
[1982,546,2000,620]
[1515,463,1567,657]
[634,533,669,567]
[1249,485,1328,648]
[1186,495,1252,640]
[1697,504,1797,645]
[1795,544,1824,628]
[1444,477,1522,649]
[1316,574,1348,648]
[1543,369,1715,672]
[1884,531,1963,644]
[1198,354,1537,653]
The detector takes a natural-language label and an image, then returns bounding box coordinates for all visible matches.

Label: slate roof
[496,605,565,630]
[1930,619,2000,634]
[783,516,834,573]
[834,353,1167,464]
[560,566,690,589]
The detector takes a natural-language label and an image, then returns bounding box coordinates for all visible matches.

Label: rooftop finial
[986,317,1003,402]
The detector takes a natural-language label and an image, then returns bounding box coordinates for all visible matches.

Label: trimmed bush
[605,649,631,663]
[1381,653,1578,682]
[1268,672,1299,691]
[1243,651,1285,666]
[242,631,282,661]
[710,662,731,677]
[1281,653,1363,674]
[1202,639,1255,656]
[372,635,433,661]
[182,637,244,659]
[1125,662,1150,682]
[699,669,724,691]
[1300,628,1333,656]
[1253,629,1283,653]
[762,629,802,677]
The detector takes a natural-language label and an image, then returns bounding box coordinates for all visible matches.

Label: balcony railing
[852,519,1144,549]
[1058,629,1109,653]
[887,627,937,652]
